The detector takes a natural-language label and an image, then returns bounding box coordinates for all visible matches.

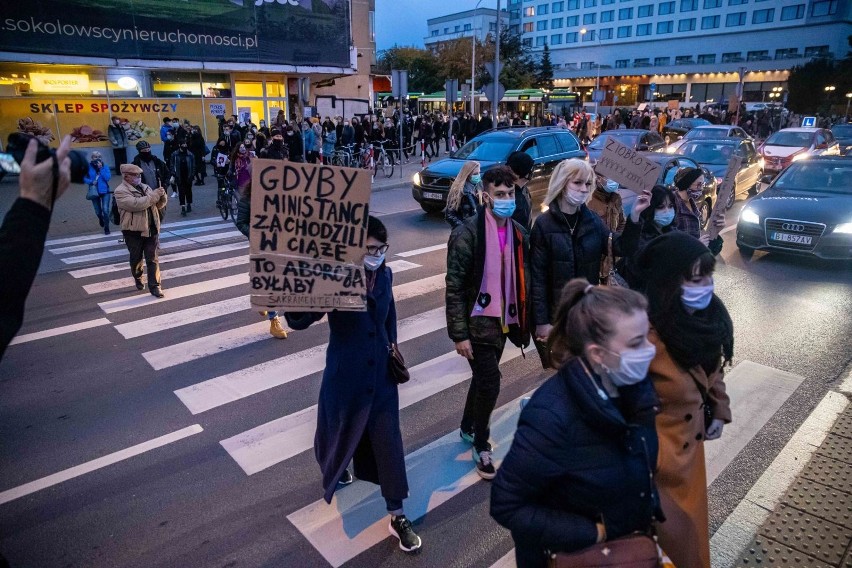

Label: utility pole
[471,36,477,115]
[493,0,501,116]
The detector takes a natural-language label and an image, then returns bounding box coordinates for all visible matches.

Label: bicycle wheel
[382,152,394,178]
[229,191,240,220]
[217,197,228,220]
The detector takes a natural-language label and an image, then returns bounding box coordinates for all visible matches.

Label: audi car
[736,157,852,260]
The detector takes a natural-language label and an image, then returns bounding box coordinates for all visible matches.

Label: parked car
[661,118,711,145]
[829,124,852,156]
[736,157,852,260]
[676,138,763,208]
[610,153,718,229]
[411,126,586,214]
[757,127,841,179]
[665,124,751,153]
[586,129,666,162]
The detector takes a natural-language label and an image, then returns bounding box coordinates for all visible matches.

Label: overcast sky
[376,0,490,51]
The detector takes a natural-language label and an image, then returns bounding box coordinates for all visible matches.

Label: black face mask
[140,152,153,162]
[180,146,188,152]
[273,139,283,147]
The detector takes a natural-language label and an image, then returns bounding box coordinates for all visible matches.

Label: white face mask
[563,189,587,207]
[602,344,657,386]
[363,252,385,271]
[682,281,714,311]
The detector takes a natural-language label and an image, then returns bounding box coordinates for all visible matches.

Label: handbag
[601,232,628,287]
[688,371,714,431]
[86,184,99,201]
[203,144,211,156]
[387,343,410,384]
[548,533,660,568]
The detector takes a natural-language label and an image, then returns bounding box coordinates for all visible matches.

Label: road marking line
[490,551,516,568]
[710,391,849,568]
[49,223,236,254]
[68,243,248,278]
[83,255,248,294]
[8,318,112,346]
[0,424,203,506]
[115,296,250,339]
[287,392,526,568]
[395,243,447,257]
[384,259,420,273]
[721,224,737,235]
[60,231,243,265]
[220,346,522,476]
[45,217,224,246]
[174,307,447,411]
[98,273,248,314]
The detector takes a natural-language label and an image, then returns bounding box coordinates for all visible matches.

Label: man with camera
[114,164,168,298]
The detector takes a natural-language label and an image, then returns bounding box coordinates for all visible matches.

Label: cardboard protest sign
[707,156,742,240]
[594,137,662,194]
[249,160,371,311]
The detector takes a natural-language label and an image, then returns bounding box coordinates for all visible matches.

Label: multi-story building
[515,0,851,107]
[425,8,503,49]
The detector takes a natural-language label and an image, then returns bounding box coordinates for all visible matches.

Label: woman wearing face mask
[284,216,422,554]
[491,279,663,568]
[228,144,252,193]
[673,167,725,255]
[635,232,734,568]
[587,174,625,233]
[444,161,482,229]
[530,159,625,355]
[84,151,113,234]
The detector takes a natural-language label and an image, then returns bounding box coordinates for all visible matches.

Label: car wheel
[699,199,712,230]
[737,242,755,259]
[420,203,444,215]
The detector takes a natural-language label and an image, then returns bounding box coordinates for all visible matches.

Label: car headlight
[740,208,760,225]
[791,153,809,162]
[412,172,421,186]
[665,146,676,154]
[834,222,852,234]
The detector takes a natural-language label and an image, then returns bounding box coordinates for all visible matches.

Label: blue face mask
[682,281,714,311]
[469,174,482,185]
[654,209,675,227]
[363,252,385,271]
[605,180,620,193]
[491,198,516,219]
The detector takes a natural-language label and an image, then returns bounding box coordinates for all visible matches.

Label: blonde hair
[544,158,595,205]
[446,161,481,212]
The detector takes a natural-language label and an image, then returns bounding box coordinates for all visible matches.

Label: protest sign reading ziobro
[594,136,662,194]
[249,160,371,311]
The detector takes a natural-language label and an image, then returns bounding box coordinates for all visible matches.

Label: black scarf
[652,295,734,375]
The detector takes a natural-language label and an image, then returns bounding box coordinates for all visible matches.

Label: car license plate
[423,191,444,201]
[771,232,812,245]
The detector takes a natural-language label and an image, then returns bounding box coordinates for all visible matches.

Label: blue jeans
[91,192,111,230]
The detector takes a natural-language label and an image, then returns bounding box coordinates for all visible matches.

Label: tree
[535,43,554,90]
[376,46,443,93]
[787,57,851,114]
[478,28,537,90]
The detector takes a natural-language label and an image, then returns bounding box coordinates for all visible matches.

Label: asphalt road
[0,177,850,568]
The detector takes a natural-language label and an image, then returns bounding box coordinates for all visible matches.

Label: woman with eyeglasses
[284,216,422,554]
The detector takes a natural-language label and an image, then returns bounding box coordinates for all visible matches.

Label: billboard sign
[0,0,351,67]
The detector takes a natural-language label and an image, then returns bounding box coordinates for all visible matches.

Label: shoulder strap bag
[600,233,628,287]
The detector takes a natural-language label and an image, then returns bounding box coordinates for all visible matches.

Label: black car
[586,129,666,163]
[830,124,852,156]
[736,157,852,260]
[665,124,751,153]
[411,126,586,214]
[661,118,712,145]
[675,138,763,209]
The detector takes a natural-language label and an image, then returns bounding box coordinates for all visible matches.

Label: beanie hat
[674,167,703,191]
[136,140,151,151]
[506,151,535,178]
[637,231,710,284]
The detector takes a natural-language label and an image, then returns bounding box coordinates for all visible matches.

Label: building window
[584,13,597,24]
[567,15,579,25]
[657,20,674,33]
[537,20,548,30]
[675,55,694,64]
[619,7,633,18]
[811,0,838,16]
[567,0,579,8]
[659,1,675,14]
[617,25,632,37]
[464,23,472,31]
[582,29,597,40]
[584,0,597,6]
[566,31,579,42]
[637,23,652,35]
[680,0,697,11]
[725,12,746,26]
[552,17,564,28]
[601,10,614,21]
[538,3,550,14]
[678,18,696,31]
[747,50,769,60]
[600,27,613,38]
[804,45,829,56]
[601,0,614,3]
[444,27,449,33]
[524,6,535,16]
[752,8,773,23]
[580,61,594,70]
[522,37,533,46]
[431,30,439,36]
[638,4,654,16]
[634,58,650,66]
[703,0,721,6]
[536,36,547,46]
[523,22,535,32]
[781,4,805,19]
[490,22,498,31]
[697,53,716,63]
[552,1,565,12]
[455,25,460,32]
[701,15,720,28]
[615,59,629,68]
[727,0,747,4]
[775,48,799,59]
[551,33,564,44]
[722,52,742,62]
[655,56,671,66]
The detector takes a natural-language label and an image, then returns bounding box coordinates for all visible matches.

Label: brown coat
[587,188,626,234]
[114,181,167,237]
[649,329,731,568]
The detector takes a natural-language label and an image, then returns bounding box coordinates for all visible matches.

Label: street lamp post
[825,85,836,109]
[579,28,601,118]
[471,0,484,115]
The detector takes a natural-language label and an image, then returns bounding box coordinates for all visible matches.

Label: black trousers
[112,147,127,169]
[177,181,193,207]
[193,153,206,181]
[123,230,160,288]
[461,340,506,452]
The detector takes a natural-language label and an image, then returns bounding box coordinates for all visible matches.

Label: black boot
[181,206,187,217]
[186,203,192,213]
[134,278,145,291]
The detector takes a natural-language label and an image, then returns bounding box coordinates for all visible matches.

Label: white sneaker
[171,191,177,198]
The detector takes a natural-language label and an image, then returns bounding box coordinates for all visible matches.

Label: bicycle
[216,174,240,221]
[331,144,357,168]
[372,140,394,178]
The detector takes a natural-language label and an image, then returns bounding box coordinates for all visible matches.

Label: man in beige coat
[114,163,168,297]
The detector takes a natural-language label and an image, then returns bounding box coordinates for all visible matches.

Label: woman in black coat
[189,126,207,185]
[491,279,663,568]
[284,216,422,554]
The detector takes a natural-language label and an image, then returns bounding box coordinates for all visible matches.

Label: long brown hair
[446,161,481,211]
[547,278,648,367]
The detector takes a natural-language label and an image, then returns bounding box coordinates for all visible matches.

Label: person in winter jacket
[322,128,337,164]
[84,151,112,234]
[107,117,128,170]
[491,280,662,568]
[189,126,207,185]
[159,117,174,143]
[587,174,626,233]
[302,120,316,163]
[284,216,423,554]
[229,144,253,192]
[444,161,481,229]
[114,164,167,298]
[132,140,170,191]
[286,124,304,162]
[259,129,288,161]
[635,232,734,568]
[169,141,195,216]
[477,110,494,134]
[445,166,530,481]
[506,151,534,232]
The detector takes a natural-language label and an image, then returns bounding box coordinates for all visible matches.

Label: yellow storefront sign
[29,72,90,94]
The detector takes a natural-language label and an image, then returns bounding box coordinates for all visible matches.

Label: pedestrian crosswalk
[6,215,806,566]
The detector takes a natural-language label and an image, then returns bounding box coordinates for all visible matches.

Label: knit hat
[637,231,710,284]
[135,140,151,151]
[674,167,703,191]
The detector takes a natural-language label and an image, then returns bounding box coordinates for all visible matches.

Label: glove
[708,236,724,256]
